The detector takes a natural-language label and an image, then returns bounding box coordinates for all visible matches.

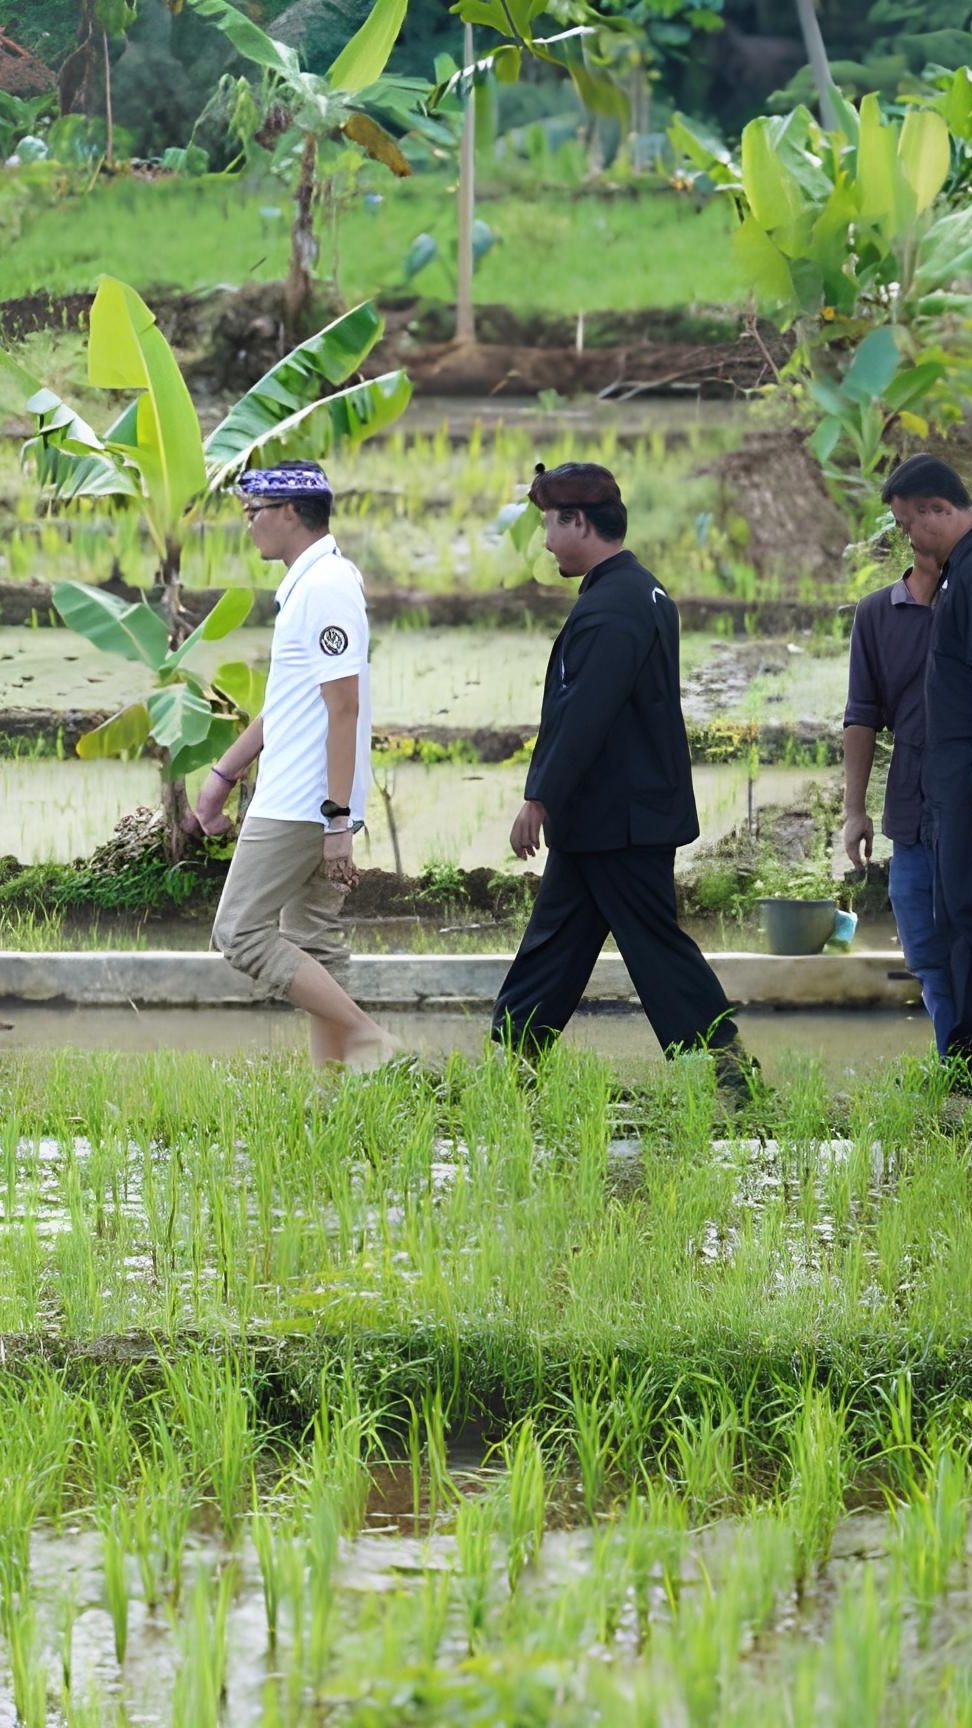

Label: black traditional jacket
[524,550,700,851]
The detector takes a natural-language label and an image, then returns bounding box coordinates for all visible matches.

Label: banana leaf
[147,683,214,754]
[207,369,412,490]
[52,581,169,669]
[89,277,206,549]
[183,0,300,79]
[169,716,239,780]
[204,302,409,487]
[76,702,151,760]
[163,587,254,672]
[213,660,268,718]
[341,112,411,177]
[326,0,408,95]
[19,383,139,499]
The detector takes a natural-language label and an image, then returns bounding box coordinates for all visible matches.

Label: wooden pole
[456,22,476,344]
[794,0,838,132]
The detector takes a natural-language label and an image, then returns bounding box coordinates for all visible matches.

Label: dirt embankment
[0,572,855,637]
[0,285,792,402]
[0,706,843,767]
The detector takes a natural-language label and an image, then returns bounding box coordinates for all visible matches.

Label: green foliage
[326,0,409,94]
[670,93,972,510]
[415,857,469,904]
[0,92,57,160]
[432,1,631,128]
[51,579,253,771]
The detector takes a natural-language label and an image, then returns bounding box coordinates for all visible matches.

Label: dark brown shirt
[844,575,932,843]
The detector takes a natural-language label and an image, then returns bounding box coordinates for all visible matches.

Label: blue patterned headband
[237,463,334,502]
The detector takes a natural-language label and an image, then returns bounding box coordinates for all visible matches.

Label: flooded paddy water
[0,756,825,873]
[0,1003,934,1077]
[0,624,848,735]
[0,1500,967,1726]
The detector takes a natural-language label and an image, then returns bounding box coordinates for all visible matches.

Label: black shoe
[712,1040,767,1110]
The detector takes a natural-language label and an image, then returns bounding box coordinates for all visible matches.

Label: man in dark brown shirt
[843,544,954,1053]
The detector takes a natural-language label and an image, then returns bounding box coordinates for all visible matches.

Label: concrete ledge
[0,951,918,1010]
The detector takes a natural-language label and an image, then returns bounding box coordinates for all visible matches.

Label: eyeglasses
[242,502,286,522]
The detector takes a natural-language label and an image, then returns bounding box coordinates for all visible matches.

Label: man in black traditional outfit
[491,461,756,1094]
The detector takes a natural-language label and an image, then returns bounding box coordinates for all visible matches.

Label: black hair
[557,500,628,541]
[881,454,971,508]
[291,495,331,531]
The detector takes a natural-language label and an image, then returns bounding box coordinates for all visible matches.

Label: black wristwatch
[321,799,352,819]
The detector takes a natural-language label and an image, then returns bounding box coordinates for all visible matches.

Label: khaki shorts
[212,817,349,1000]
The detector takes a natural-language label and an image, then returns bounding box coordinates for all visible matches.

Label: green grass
[0,1045,970,1719]
[0,169,746,310]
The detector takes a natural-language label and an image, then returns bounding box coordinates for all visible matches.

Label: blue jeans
[889,838,956,1056]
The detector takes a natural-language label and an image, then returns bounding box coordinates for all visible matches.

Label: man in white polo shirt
[190,459,397,1068]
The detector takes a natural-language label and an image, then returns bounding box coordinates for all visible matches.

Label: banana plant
[180,0,446,332]
[4,274,411,852]
[669,94,970,496]
[51,582,261,782]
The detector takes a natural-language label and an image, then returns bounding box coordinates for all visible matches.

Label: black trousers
[491,844,738,1056]
[930,795,972,1051]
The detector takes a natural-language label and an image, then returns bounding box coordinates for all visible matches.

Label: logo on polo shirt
[320,625,349,655]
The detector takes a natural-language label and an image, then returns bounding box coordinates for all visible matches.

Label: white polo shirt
[247,535,371,825]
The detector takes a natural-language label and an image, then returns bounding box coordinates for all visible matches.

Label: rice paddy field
[0,1043,970,1725]
[0,396,754,600]
[0,130,944,1728]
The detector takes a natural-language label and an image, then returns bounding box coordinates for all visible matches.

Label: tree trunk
[160,537,186,650]
[629,65,649,173]
[285,132,319,337]
[103,30,113,165]
[455,22,476,345]
[794,0,838,132]
[161,776,195,864]
[159,537,191,860]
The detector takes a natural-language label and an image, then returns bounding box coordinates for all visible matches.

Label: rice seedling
[57,1583,79,1696]
[784,1381,848,1592]
[158,1351,257,1542]
[826,1568,901,1728]
[7,1597,48,1728]
[890,1439,970,1644]
[172,1563,235,1728]
[100,1505,130,1664]
[305,1485,339,1696]
[250,1486,285,1650]
[622,1479,691,1633]
[498,1415,548,1591]
[663,1389,742,1520]
[454,1492,498,1653]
